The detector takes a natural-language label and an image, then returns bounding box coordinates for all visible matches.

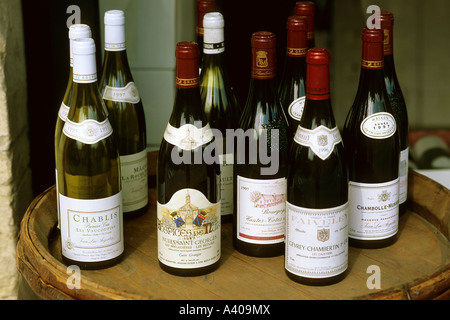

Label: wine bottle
[55,24,92,229]
[200,12,240,223]
[381,11,410,216]
[99,10,148,219]
[234,32,289,257]
[197,0,217,70]
[57,38,123,269]
[157,42,221,276]
[343,28,400,249]
[412,135,450,169]
[294,1,316,48]
[278,15,308,140]
[286,48,348,286]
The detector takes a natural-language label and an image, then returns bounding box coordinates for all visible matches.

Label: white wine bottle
[55,24,92,229]
[100,10,148,219]
[200,12,240,223]
[57,38,123,270]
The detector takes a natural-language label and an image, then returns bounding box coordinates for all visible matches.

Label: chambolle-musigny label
[157,189,221,269]
[59,192,124,262]
[285,202,348,279]
[349,179,399,240]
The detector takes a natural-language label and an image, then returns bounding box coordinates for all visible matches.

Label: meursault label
[294,125,342,160]
[157,189,221,269]
[360,112,396,139]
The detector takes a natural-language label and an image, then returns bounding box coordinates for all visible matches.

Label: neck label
[163,123,214,151]
[360,112,396,139]
[294,125,342,160]
[63,118,113,145]
[103,82,141,104]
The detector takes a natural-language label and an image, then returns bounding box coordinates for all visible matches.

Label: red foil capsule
[361,28,384,70]
[286,16,308,58]
[175,41,199,88]
[294,1,315,44]
[251,31,277,80]
[306,48,330,100]
[380,11,394,56]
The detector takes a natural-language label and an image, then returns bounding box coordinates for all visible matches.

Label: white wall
[98,0,196,150]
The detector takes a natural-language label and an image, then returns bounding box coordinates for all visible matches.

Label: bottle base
[349,234,398,249]
[285,269,347,286]
[158,261,220,277]
[62,253,123,270]
[233,239,284,257]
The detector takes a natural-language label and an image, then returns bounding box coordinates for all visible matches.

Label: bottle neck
[252,46,276,80]
[105,24,126,52]
[73,52,97,84]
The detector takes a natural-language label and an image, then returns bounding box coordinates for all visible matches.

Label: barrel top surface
[16,165,450,300]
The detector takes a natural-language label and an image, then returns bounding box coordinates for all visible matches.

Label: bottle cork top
[252,31,276,49]
[203,12,224,29]
[73,38,96,55]
[69,24,92,40]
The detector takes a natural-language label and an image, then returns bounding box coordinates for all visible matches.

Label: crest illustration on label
[360,112,396,139]
[294,125,342,160]
[157,189,221,269]
[288,96,306,121]
[63,119,113,145]
[164,123,214,151]
[103,82,141,104]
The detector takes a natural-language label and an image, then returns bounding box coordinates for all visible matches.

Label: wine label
[102,82,141,104]
[288,96,306,121]
[360,112,396,139]
[63,118,113,145]
[294,125,342,161]
[73,72,97,84]
[157,189,221,269]
[237,176,286,244]
[285,202,349,279]
[163,123,214,151]
[399,148,409,205]
[219,153,234,217]
[348,179,399,240]
[58,102,70,122]
[59,192,124,262]
[120,149,148,213]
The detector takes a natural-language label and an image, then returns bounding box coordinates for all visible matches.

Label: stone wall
[0,0,33,300]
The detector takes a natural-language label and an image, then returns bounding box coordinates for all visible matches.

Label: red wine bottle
[200,12,240,223]
[157,42,221,276]
[286,48,348,286]
[294,1,316,48]
[278,15,308,140]
[343,28,400,249]
[381,11,409,216]
[234,32,289,257]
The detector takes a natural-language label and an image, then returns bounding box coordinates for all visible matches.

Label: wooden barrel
[16,153,450,300]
